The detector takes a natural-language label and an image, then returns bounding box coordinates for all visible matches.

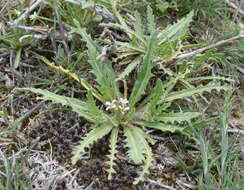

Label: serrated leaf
[158,11,194,45]
[72,124,113,164]
[101,23,146,46]
[129,32,157,106]
[106,127,119,180]
[134,120,185,133]
[74,27,119,100]
[18,88,104,123]
[86,90,101,115]
[116,42,146,53]
[135,11,144,37]
[147,79,163,116]
[162,85,231,102]
[147,6,156,35]
[130,126,154,184]
[73,21,100,55]
[117,56,142,81]
[187,76,234,82]
[156,2,169,13]
[156,112,200,123]
[124,126,145,164]
[184,117,219,132]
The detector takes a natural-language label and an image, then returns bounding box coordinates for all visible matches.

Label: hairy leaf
[72,124,113,164]
[124,126,145,164]
[135,11,144,37]
[146,79,164,117]
[74,27,119,100]
[106,127,119,180]
[18,88,104,123]
[157,11,194,44]
[102,23,146,46]
[147,6,156,35]
[186,76,234,82]
[134,120,185,133]
[156,112,200,123]
[163,85,231,102]
[117,56,142,81]
[129,32,157,106]
[131,126,154,184]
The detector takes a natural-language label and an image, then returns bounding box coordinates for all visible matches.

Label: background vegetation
[0,0,244,189]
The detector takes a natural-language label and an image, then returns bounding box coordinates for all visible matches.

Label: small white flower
[124,107,130,111]
[105,98,130,114]
[30,12,38,20]
[105,101,111,106]
[119,98,129,105]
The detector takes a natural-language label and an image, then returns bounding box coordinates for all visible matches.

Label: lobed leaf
[156,112,200,123]
[124,126,145,164]
[135,11,144,37]
[134,120,185,133]
[116,56,142,81]
[129,32,157,106]
[72,124,113,164]
[73,26,119,100]
[162,85,231,102]
[106,127,119,180]
[157,11,194,45]
[146,79,164,118]
[131,126,154,184]
[146,6,156,35]
[18,88,104,123]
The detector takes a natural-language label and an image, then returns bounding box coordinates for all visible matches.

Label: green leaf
[111,1,131,38]
[116,42,146,53]
[72,124,113,164]
[146,79,163,116]
[157,11,194,45]
[0,111,5,117]
[73,21,100,55]
[162,85,231,102]
[131,126,154,184]
[116,56,142,81]
[18,88,104,123]
[14,48,22,69]
[101,23,146,45]
[124,126,145,164]
[73,27,119,100]
[106,127,119,180]
[186,76,234,82]
[86,90,101,115]
[134,120,185,133]
[133,128,154,185]
[135,11,144,37]
[156,2,169,13]
[184,117,219,132]
[156,112,200,123]
[129,32,157,106]
[147,6,156,35]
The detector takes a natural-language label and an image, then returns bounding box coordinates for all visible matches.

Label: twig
[227,129,244,135]
[146,179,176,190]
[225,0,244,16]
[9,0,44,26]
[176,34,244,61]
[0,1,8,16]
[19,34,48,42]
[14,25,49,33]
